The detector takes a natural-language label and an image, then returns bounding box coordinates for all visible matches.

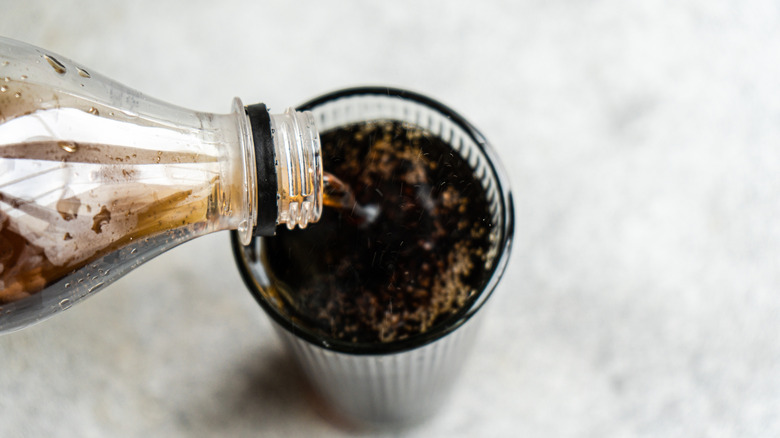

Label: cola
[263,121,495,344]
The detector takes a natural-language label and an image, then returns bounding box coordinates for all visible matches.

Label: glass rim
[232,86,515,356]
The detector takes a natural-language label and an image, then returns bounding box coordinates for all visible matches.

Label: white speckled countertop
[2,1,780,437]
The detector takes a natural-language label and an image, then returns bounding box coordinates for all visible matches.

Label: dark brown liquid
[0,221,63,303]
[322,172,378,226]
[263,121,494,344]
[0,141,219,303]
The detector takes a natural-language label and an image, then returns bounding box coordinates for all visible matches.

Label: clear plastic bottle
[0,37,323,333]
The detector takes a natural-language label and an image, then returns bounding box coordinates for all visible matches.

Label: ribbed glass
[232,87,514,428]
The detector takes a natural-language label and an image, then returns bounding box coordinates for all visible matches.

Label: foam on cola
[263,120,495,344]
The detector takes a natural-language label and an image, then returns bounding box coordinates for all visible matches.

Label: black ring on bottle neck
[245,103,278,236]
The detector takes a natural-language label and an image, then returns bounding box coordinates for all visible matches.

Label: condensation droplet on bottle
[237,219,249,236]
[44,54,66,74]
[59,298,72,310]
[0,85,6,93]
[64,282,71,288]
[130,247,137,254]
[88,282,104,293]
[2,76,8,82]
[88,106,99,116]
[20,74,27,80]
[58,141,77,153]
[1,61,8,66]
[77,67,90,78]
[13,92,20,99]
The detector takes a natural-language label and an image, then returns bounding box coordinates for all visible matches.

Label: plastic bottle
[0,37,323,333]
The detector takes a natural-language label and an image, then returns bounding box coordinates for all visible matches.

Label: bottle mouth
[269,108,323,230]
[244,104,323,237]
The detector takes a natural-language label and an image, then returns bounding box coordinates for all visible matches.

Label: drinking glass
[232,87,514,428]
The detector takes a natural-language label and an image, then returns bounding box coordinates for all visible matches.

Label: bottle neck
[269,108,323,231]
[242,103,323,243]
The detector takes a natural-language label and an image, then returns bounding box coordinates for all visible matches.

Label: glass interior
[233,87,514,355]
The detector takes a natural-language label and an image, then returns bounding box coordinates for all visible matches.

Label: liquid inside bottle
[0,88,246,305]
[0,141,226,303]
